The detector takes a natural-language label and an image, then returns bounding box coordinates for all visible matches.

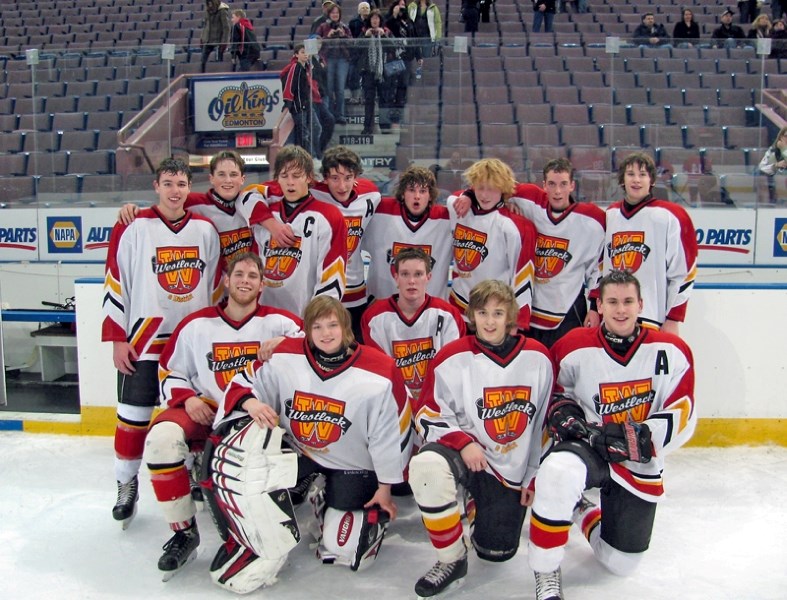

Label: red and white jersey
[361,294,466,401]
[237,191,347,318]
[551,327,696,502]
[604,197,697,328]
[102,207,223,361]
[446,195,537,330]
[186,190,256,265]
[222,338,412,484]
[509,184,606,331]
[416,335,554,490]
[310,178,382,308]
[361,197,452,301]
[159,303,303,411]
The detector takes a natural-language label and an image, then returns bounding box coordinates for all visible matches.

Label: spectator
[738,0,759,24]
[532,0,556,34]
[229,9,261,72]
[317,3,353,125]
[359,9,394,134]
[479,0,494,23]
[280,45,313,154]
[771,18,787,57]
[632,12,671,47]
[672,8,700,48]
[200,0,231,73]
[408,0,443,59]
[461,0,480,33]
[348,2,372,106]
[748,13,773,39]
[311,0,337,35]
[758,125,787,202]
[713,7,747,47]
[773,0,787,21]
[309,49,337,159]
[386,0,422,130]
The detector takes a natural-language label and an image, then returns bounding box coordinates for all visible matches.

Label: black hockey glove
[548,395,589,442]
[587,422,653,464]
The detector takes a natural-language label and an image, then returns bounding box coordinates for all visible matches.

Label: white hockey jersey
[446,195,537,330]
[361,294,466,401]
[361,197,452,301]
[551,327,696,502]
[222,338,412,484]
[102,207,223,361]
[186,190,256,264]
[416,335,554,489]
[604,197,697,328]
[509,184,606,331]
[158,303,303,411]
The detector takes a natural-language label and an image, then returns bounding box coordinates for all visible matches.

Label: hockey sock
[114,404,154,483]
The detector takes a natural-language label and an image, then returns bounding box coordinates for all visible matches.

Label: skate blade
[161,548,199,582]
[119,504,138,531]
[415,578,465,600]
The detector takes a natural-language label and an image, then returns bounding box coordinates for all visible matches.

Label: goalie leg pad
[317,507,390,571]
[209,419,301,559]
[210,537,287,594]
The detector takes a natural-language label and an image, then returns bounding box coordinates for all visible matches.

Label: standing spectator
[479,0,494,23]
[317,3,353,125]
[311,0,337,35]
[348,2,372,106]
[532,0,556,34]
[359,9,394,134]
[386,0,422,129]
[771,18,787,57]
[408,0,443,59]
[229,9,260,72]
[462,0,480,33]
[713,7,747,47]
[632,12,671,47]
[773,0,787,21]
[758,125,787,202]
[200,0,231,73]
[307,47,336,158]
[672,8,700,48]
[748,13,773,39]
[738,0,759,24]
[281,45,313,155]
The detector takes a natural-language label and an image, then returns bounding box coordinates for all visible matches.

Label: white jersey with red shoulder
[222,338,412,484]
[446,193,537,330]
[102,206,223,361]
[310,178,381,307]
[237,189,347,318]
[361,294,466,401]
[551,326,696,501]
[416,334,554,490]
[361,197,452,301]
[159,303,303,412]
[604,197,698,328]
[509,183,606,330]
[186,190,256,264]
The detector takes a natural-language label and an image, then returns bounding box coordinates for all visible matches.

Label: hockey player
[143,252,303,578]
[603,152,698,336]
[361,247,465,402]
[361,165,452,301]
[446,158,537,331]
[209,296,411,593]
[528,270,696,600]
[237,145,348,318]
[410,280,554,598]
[102,158,223,528]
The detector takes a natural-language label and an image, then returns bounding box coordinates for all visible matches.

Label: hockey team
[102,147,697,600]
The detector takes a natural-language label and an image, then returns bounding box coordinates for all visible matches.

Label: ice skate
[159,527,200,582]
[534,568,563,600]
[112,476,139,530]
[414,555,467,599]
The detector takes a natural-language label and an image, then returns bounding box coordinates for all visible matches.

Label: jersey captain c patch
[208,342,260,390]
[594,378,655,424]
[264,237,303,283]
[607,231,651,273]
[152,246,206,295]
[285,391,352,449]
[475,386,536,444]
[535,234,573,280]
[453,225,489,274]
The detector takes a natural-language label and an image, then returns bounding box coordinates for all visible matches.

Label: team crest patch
[387,242,435,277]
[392,337,436,399]
[285,391,352,449]
[607,231,650,273]
[152,246,205,295]
[453,225,489,273]
[219,227,253,262]
[535,234,573,280]
[264,237,303,282]
[344,216,364,255]
[594,378,655,424]
[207,342,260,390]
[475,386,535,444]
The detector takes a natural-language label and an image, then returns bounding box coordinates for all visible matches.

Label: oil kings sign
[192,74,284,133]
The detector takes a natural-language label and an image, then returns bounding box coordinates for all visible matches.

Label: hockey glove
[587,422,653,464]
[548,394,590,442]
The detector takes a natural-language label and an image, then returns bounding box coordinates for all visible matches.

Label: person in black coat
[672,8,700,48]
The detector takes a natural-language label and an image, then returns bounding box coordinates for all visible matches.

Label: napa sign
[192,74,283,133]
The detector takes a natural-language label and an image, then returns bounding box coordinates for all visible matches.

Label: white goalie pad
[210,421,300,559]
[317,507,390,571]
[210,537,287,595]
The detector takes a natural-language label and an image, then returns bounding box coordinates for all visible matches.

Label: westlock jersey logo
[475,386,535,444]
[219,227,254,262]
[152,246,205,296]
[285,391,352,449]
[392,337,436,400]
[207,342,260,390]
[608,231,650,272]
[47,217,82,254]
[264,237,302,285]
[773,218,787,257]
[207,82,281,129]
[344,216,364,255]
[593,378,655,424]
[453,225,489,274]
[535,234,573,280]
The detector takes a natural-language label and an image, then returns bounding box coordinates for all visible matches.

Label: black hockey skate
[414,555,468,598]
[534,568,563,600]
[112,476,139,530]
[158,527,200,582]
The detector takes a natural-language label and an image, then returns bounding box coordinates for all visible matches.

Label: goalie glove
[548,394,590,442]
[587,421,653,464]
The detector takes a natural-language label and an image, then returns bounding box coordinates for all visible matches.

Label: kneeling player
[142,253,302,579]
[527,271,696,600]
[207,296,412,594]
[410,280,554,598]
